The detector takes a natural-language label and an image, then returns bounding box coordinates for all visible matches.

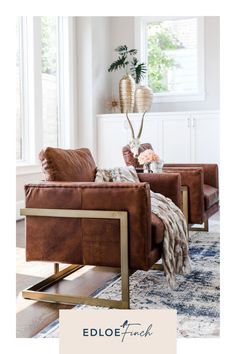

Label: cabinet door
[97,117,128,168]
[162,115,191,163]
[192,112,219,164]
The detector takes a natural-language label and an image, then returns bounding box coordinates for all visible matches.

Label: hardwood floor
[16,220,119,338]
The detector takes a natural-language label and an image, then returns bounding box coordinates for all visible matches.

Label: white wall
[16,171,43,220]
[91,17,112,159]
[16,173,41,202]
[110,16,220,112]
[109,17,135,97]
[76,16,111,161]
[76,17,94,154]
[92,17,112,115]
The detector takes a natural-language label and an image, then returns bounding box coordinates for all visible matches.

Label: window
[136,17,205,102]
[41,16,59,148]
[16,16,74,167]
[16,18,22,160]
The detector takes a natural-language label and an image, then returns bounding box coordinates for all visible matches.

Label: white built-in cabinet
[161,114,191,163]
[97,111,219,168]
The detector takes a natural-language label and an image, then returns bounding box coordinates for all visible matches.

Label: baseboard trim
[16,200,25,221]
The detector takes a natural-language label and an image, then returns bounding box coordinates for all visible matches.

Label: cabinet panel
[97,118,127,168]
[97,111,220,168]
[162,116,191,163]
[192,113,219,164]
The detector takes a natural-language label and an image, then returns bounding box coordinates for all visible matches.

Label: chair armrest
[24,181,152,270]
[138,173,181,209]
[163,167,204,224]
[25,181,150,209]
[164,163,219,188]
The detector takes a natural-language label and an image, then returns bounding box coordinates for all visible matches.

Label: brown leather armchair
[21,147,181,309]
[123,144,219,231]
[123,143,153,171]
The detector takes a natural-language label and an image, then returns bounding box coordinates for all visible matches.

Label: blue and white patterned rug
[35,230,220,338]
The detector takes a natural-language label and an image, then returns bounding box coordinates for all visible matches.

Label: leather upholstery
[164,163,219,189]
[205,202,219,220]
[24,147,189,272]
[138,172,182,209]
[39,147,96,182]
[151,213,164,245]
[123,144,219,225]
[123,143,152,168]
[164,165,219,224]
[25,181,162,270]
[163,167,205,224]
[203,184,219,209]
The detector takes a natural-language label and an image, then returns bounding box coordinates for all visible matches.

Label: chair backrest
[39,147,96,182]
[122,143,153,168]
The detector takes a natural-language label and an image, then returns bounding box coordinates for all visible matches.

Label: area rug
[35,230,220,338]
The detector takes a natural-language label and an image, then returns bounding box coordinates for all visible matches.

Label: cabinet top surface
[97,110,220,118]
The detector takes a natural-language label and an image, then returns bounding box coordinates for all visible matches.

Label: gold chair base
[180,187,209,233]
[22,261,165,309]
[151,263,164,271]
[20,207,165,309]
[188,219,209,232]
[22,263,129,309]
[20,208,130,309]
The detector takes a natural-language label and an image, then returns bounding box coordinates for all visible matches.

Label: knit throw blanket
[95,166,191,288]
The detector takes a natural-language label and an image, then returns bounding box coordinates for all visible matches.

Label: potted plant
[108,45,148,113]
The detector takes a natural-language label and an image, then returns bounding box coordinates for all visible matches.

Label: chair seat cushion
[204,184,219,209]
[151,213,164,245]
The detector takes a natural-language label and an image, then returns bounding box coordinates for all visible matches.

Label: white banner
[60,309,176,354]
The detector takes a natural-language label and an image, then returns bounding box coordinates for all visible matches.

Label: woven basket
[135,85,153,112]
[119,74,135,113]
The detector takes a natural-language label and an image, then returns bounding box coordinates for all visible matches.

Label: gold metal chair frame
[20,208,130,309]
[181,186,188,225]
[181,186,209,232]
[188,219,209,232]
[20,188,189,309]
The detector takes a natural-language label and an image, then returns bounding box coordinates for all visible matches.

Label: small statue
[125,112,146,157]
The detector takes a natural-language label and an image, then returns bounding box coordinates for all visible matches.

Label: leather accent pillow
[39,147,96,182]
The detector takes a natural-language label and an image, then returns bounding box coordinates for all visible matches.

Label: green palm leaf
[128,49,138,55]
[130,58,147,84]
[108,45,147,83]
[115,45,128,55]
[108,56,127,72]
